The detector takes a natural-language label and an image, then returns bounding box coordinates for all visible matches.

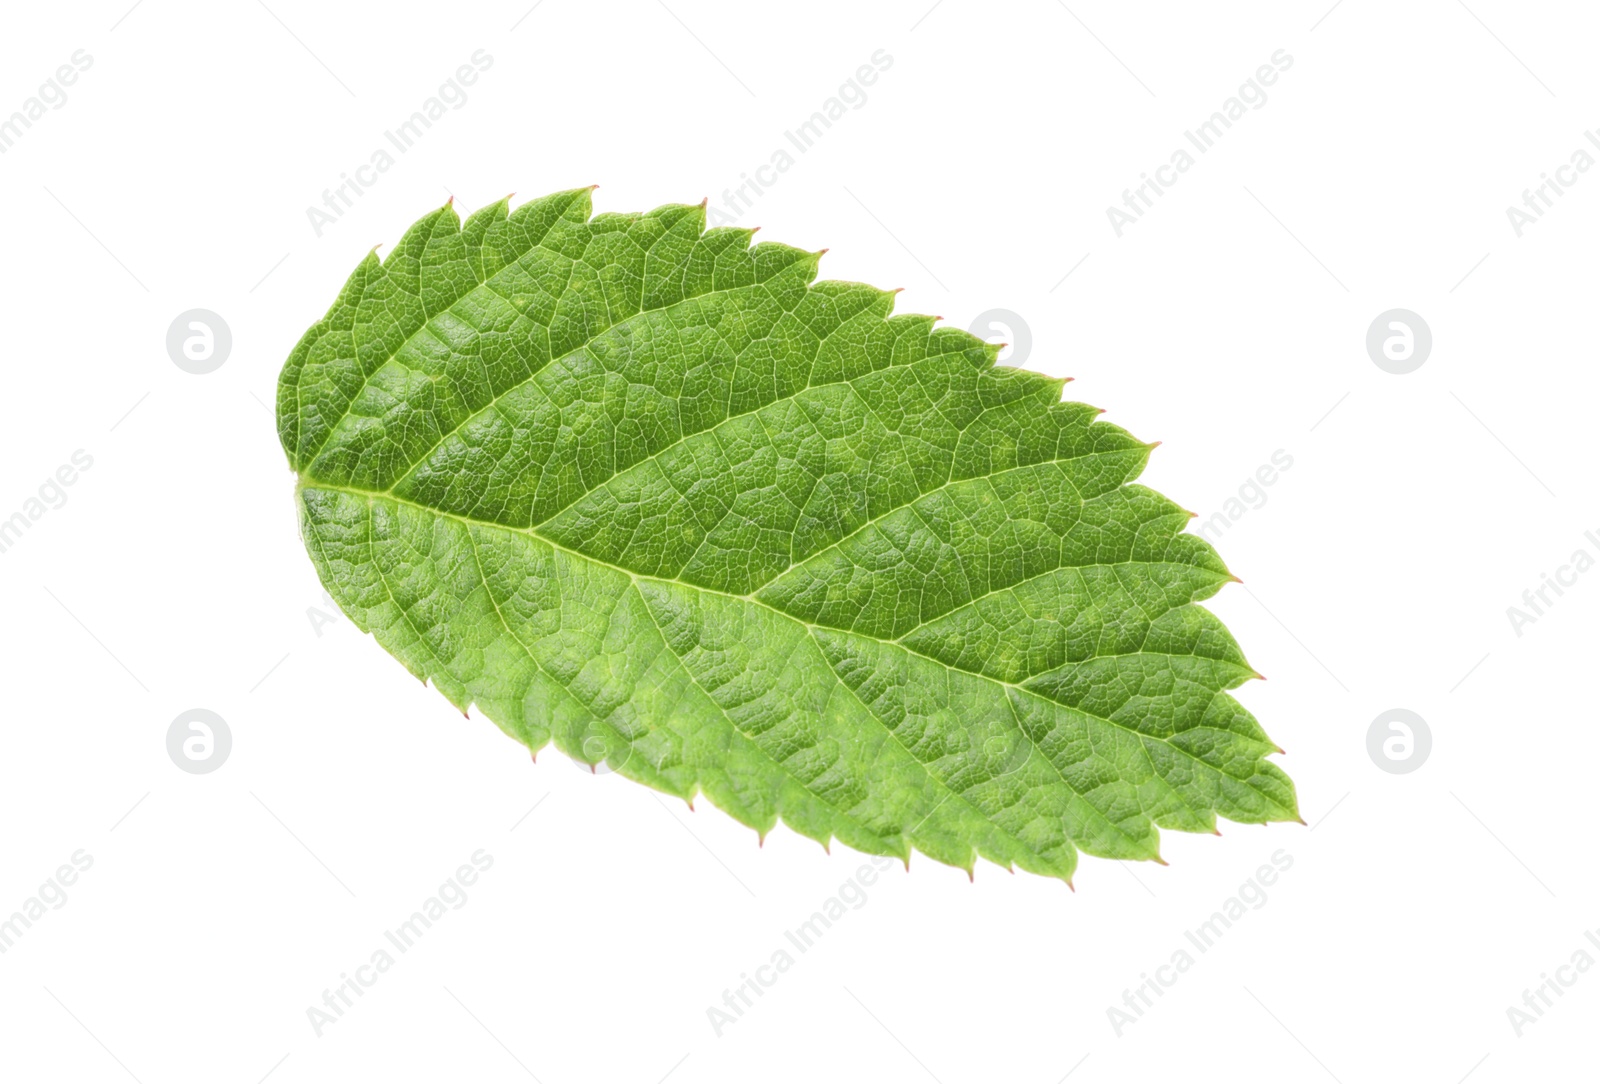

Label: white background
[0,1,1594,1080]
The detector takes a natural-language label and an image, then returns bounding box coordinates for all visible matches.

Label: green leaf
[277,189,1298,884]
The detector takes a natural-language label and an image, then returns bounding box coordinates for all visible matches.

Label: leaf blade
[281,192,1298,884]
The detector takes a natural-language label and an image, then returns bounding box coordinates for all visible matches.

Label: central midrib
[303,476,1161,857]
[301,476,1272,825]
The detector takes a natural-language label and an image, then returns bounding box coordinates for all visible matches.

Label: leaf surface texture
[278,190,1298,882]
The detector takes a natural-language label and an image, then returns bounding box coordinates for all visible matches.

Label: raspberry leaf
[277,189,1298,884]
